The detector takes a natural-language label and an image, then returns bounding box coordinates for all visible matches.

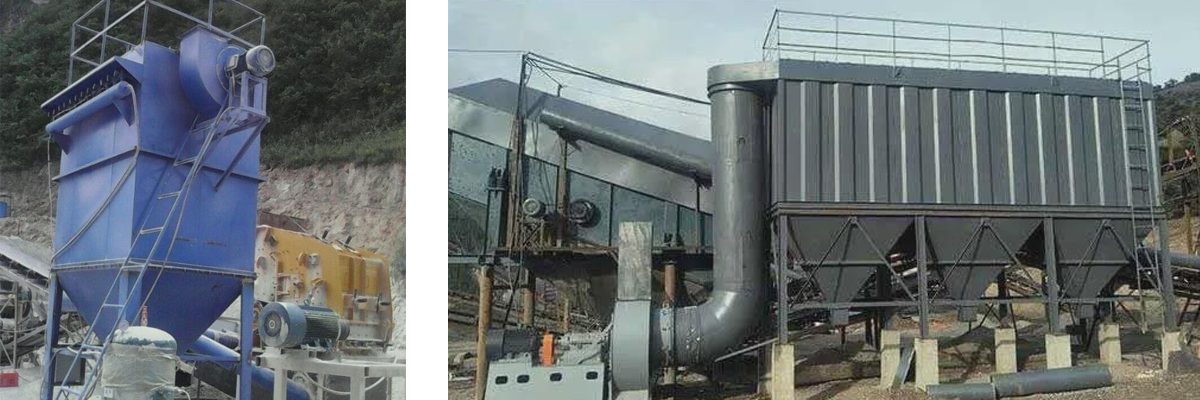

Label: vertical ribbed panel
[776,81,1139,206]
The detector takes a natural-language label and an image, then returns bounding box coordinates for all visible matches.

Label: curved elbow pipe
[651,83,765,366]
[46,82,134,153]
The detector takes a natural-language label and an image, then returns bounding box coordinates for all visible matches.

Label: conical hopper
[789,216,910,324]
[56,266,243,354]
[926,217,1039,321]
[1054,219,1136,319]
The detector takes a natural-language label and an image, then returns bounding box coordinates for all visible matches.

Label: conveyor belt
[0,236,62,365]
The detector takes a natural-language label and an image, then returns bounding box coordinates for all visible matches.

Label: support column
[916,216,930,337]
[350,375,367,400]
[914,216,938,390]
[1186,203,1194,254]
[560,297,570,332]
[1163,330,1182,371]
[238,278,254,399]
[521,270,536,327]
[777,216,790,342]
[1043,218,1061,333]
[994,327,1017,373]
[40,276,63,400]
[662,260,678,391]
[1099,322,1122,365]
[769,343,795,400]
[1158,220,1181,371]
[1045,333,1072,369]
[272,365,287,400]
[915,338,939,390]
[1041,218,1072,370]
[879,330,901,388]
[474,265,494,400]
[768,215,794,399]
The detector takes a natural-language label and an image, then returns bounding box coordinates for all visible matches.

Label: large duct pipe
[540,111,713,183]
[1160,250,1200,270]
[990,365,1112,397]
[650,82,765,366]
[190,334,311,400]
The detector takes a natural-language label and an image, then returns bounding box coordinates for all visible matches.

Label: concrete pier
[1099,323,1122,365]
[1045,334,1072,369]
[768,343,795,400]
[1162,330,1182,371]
[994,328,1017,373]
[915,338,939,390]
[879,330,901,388]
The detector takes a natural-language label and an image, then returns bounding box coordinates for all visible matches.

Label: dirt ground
[449,303,1200,400]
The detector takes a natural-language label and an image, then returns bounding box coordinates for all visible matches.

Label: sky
[449,0,1200,139]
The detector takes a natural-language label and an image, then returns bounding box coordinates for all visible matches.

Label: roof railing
[67,0,266,84]
[762,9,1149,80]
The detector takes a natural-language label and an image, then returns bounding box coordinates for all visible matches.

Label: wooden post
[1188,203,1194,254]
[560,296,570,332]
[474,265,494,400]
[521,270,536,327]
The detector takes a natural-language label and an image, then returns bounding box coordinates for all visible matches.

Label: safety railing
[762,10,1149,80]
[68,0,266,83]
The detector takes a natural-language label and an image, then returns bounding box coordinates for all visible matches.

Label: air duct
[650,82,765,366]
[540,111,713,183]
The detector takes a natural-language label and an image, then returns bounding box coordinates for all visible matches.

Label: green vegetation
[0,0,403,170]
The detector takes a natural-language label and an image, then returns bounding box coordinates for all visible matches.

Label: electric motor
[226,45,276,77]
[567,199,598,227]
[258,302,350,350]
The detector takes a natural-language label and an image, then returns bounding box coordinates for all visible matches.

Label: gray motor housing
[259,302,350,349]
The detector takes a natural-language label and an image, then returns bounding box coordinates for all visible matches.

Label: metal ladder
[52,109,232,400]
[1120,66,1163,332]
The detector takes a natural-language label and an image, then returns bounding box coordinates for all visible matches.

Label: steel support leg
[1044,218,1061,333]
[238,278,254,399]
[916,216,930,337]
[777,216,790,343]
[40,276,63,400]
[1158,221,1179,330]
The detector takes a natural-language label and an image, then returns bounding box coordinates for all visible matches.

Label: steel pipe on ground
[990,365,1112,397]
[925,383,997,400]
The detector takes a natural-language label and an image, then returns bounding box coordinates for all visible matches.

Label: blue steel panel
[56,267,242,355]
